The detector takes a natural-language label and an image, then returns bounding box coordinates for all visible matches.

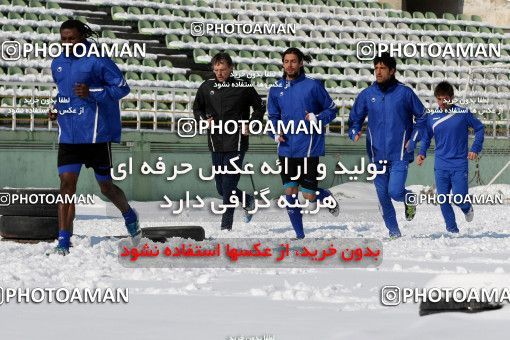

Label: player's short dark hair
[60,19,98,39]
[434,81,454,97]
[211,52,233,67]
[373,52,397,70]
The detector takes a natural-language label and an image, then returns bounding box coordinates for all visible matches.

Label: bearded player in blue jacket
[414,81,484,233]
[46,20,140,255]
[267,48,339,239]
[349,53,426,238]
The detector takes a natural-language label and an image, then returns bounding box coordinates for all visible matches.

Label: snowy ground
[1,182,509,339]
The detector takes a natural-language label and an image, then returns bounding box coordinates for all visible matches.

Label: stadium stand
[0,0,509,137]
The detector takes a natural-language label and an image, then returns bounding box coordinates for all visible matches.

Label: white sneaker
[465,206,474,222]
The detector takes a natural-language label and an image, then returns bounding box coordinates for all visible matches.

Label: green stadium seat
[189,74,203,83]
[189,11,202,19]
[46,2,59,9]
[456,14,469,20]
[37,26,52,35]
[266,64,280,73]
[138,20,152,31]
[128,7,142,15]
[447,36,460,44]
[411,23,422,31]
[143,59,158,68]
[174,103,187,111]
[425,12,437,19]
[173,9,186,17]
[306,42,320,49]
[165,34,180,48]
[471,15,482,22]
[451,25,462,31]
[24,12,39,21]
[400,11,412,19]
[226,37,239,45]
[492,27,505,34]
[141,73,156,81]
[140,101,153,110]
[438,24,450,31]
[434,35,447,44]
[2,25,17,32]
[157,8,172,16]
[24,68,39,75]
[340,80,353,88]
[39,14,53,21]
[258,39,271,46]
[193,49,207,62]
[211,36,224,44]
[20,26,34,33]
[8,12,23,20]
[1,98,14,106]
[127,58,141,66]
[221,13,235,20]
[424,24,436,31]
[328,68,341,75]
[237,63,251,71]
[206,12,219,20]
[126,72,140,81]
[253,51,266,59]
[443,13,456,20]
[152,21,166,29]
[357,81,369,89]
[312,67,326,75]
[102,30,117,39]
[170,74,186,82]
[412,12,425,19]
[466,26,478,33]
[341,1,353,8]
[8,67,23,75]
[111,6,125,18]
[157,73,172,81]
[157,102,169,110]
[143,7,157,15]
[12,0,26,5]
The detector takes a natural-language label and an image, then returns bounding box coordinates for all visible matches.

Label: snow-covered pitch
[1,183,509,339]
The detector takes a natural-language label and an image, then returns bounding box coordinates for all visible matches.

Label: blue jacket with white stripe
[267,72,338,157]
[348,80,426,163]
[51,41,130,144]
[418,105,484,170]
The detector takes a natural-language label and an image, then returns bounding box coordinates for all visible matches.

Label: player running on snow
[267,47,339,239]
[47,19,139,255]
